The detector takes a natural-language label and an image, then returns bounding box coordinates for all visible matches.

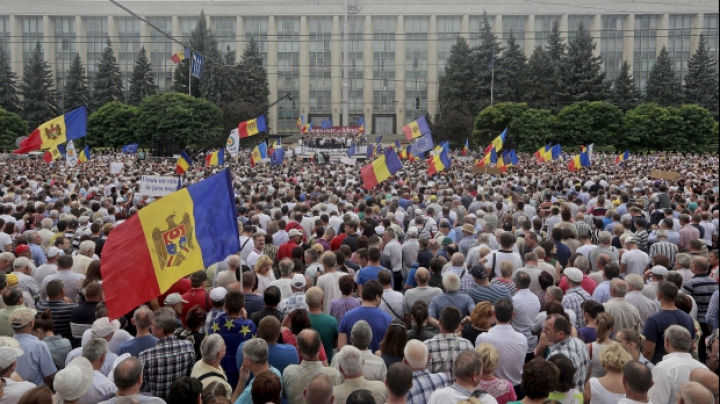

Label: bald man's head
[227,255,241,268]
[415,267,429,285]
[678,382,714,404]
[303,374,334,404]
[690,368,719,403]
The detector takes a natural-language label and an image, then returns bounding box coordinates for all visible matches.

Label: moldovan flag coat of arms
[15,106,87,153]
[100,169,240,319]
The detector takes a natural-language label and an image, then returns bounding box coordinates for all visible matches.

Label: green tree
[20,41,58,129]
[684,34,718,119]
[543,19,567,111]
[556,101,623,146]
[673,104,716,152]
[608,61,641,112]
[561,21,609,104]
[524,47,556,109]
[86,102,139,148]
[63,53,89,112]
[546,19,566,62]
[173,11,222,98]
[622,103,683,151]
[646,46,683,107]
[472,102,529,147]
[0,108,28,151]
[470,11,504,112]
[135,92,223,156]
[238,39,270,109]
[509,108,557,152]
[90,38,124,111]
[436,37,475,142]
[0,48,21,114]
[128,47,157,106]
[498,32,528,103]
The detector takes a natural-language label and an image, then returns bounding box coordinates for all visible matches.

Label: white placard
[109,162,124,174]
[139,175,180,197]
[340,157,356,166]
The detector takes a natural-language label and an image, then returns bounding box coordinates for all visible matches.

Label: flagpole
[490,61,494,107]
[188,51,192,96]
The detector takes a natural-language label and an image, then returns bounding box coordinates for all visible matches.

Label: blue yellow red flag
[176,151,192,174]
[615,150,629,165]
[251,143,267,167]
[101,169,239,319]
[238,115,267,138]
[402,116,431,141]
[205,149,224,167]
[15,107,87,153]
[79,146,91,164]
[361,149,403,190]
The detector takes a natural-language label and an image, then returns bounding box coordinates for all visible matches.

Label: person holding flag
[79,145,91,164]
[176,151,192,174]
[462,139,469,156]
[616,150,629,165]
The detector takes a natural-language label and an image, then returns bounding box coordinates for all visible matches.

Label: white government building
[2,0,718,135]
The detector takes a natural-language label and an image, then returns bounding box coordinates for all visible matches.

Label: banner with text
[139,175,181,197]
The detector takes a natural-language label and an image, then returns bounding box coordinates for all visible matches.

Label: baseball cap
[470,265,489,280]
[46,246,61,257]
[92,317,120,338]
[210,287,228,302]
[0,345,23,369]
[406,227,419,236]
[288,229,303,238]
[9,307,37,329]
[14,244,29,255]
[563,267,584,283]
[164,293,188,306]
[624,237,637,244]
[439,221,451,228]
[650,265,669,276]
[6,274,18,287]
[442,237,453,246]
[291,274,307,289]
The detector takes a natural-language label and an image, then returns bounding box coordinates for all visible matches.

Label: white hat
[92,317,121,338]
[210,287,228,302]
[164,293,188,306]
[624,237,637,244]
[650,265,669,276]
[0,345,23,369]
[563,267,584,283]
[291,274,307,289]
[288,229,303,238]
[54,357,93,401]
[46,246,61,257]
[406,227,419,236]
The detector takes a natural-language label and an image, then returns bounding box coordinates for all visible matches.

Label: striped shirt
[575,221,592,237]
[634,229,649,252]
[563,287,591,329]
[445,266,474,295]
[407,369,451,404]
[35,300,78,341]
[683,274,719,323]
[649,241,678,267]
[547,337,590,392]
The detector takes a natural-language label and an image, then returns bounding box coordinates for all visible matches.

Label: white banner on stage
[340,157,356,165]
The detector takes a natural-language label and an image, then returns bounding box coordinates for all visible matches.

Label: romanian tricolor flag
[357,116,365,136]
[176,151,192,174]
[487,128,507,153]
[296,115,304,129]
[534,143,554,163]
[42,144,66,163]
[427,151,451,175]
[615,150,629,165]
[15,107,87,153]
[361,149,403,190]
[100,169,240,319]
[402,116,431,141]
[477,148,497,167]
[171,48,189,64]
[462,139,469,156]
[79,146,90,164]
[568,151,591,172]
[301,122,313,134]
[251,143,267,167]
[205,149,224,167]
[238,115,267,138]
[268,141,278,157]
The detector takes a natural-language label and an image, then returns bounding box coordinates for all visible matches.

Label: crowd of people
[0,147,717,404]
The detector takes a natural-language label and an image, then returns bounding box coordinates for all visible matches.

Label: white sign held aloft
[109,162,124,174]
[139,175,180,197]
[340,157,356,166]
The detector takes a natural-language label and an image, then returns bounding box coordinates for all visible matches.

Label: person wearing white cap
[642,265,669,300]
[620,236,650,277]
[277,275,309,316]
[54,356,93,404]
[79,338,117,403]
[64,317,121,376]
[35,246,61,286]
[10,306,58,387]
[0,338,35,401]
[561,268,592,329]
[202,287,228,334]
[164,293,188,330]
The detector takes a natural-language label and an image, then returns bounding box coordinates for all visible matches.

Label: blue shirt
[234,366,282,404]
[29,243,47,267]
[209,314,257,387]
[117,334,159,357]
[338,306,392,352]
[357,266,388,286]
[554,240,571,268]
[14,333,57,386]
[592,281,612,304]
[236,342,299,374]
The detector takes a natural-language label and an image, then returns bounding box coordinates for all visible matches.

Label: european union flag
[347,144,356,157]
[122,143,138,154]
[270,147,284,166]
[413,132,434,153]
[375,135,383,144]
[321,119,332,129]
[376,144,383,156]
[367,144,374,159]
[190,51,204,78]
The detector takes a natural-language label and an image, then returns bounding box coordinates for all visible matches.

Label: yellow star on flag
[225,318,236,331]
[240,325,252,336]
[211,322,220,333]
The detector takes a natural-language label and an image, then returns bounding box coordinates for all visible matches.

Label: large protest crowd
[0,147,717,404]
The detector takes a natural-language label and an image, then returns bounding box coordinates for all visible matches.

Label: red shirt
[330,234,347,251]
[285,222,307,242]
[277,240,299,261]
[558,273,597,295]
[157,277,191,306]
[181,287,210,326]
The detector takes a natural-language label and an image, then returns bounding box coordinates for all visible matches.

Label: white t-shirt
[0,232,13,251]
[485,250,524,278]
[621,249,651,277]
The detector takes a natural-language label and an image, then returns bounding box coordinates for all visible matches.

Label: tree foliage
[561,21,609,104]
[555,101,623,146]
[0,108,28,151]
[470,12,504,112]
[128,47,157,106]
[173,11,222,98]
[64,53,89,112]
[646,46,683,107]
[90,39,124,111]
[472,102,529,147]
[436,37,475,141]
[498,32,528,103]
[684,34,719,119]
[0,49,21,114]
[86,102,139,149]
[608,61,641,112]
[134,92,223,156]
[509,108,557,152]
[20,41,58,129]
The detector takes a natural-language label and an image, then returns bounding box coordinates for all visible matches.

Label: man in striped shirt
[649,230,678,268]
[682,256,719,363]
[35,279,77,341]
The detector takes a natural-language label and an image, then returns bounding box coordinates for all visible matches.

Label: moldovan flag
[43,144,65,163]
[615,150,629,165]
[361,149,403,190]
[175,151,192,174]
[462,139,469,156]
[534,144,553,163]
[238,115,267,138]
[205,149,224,167]
[427,151,451,175]
[15,106,87,153]
[101,169,239,319]
[79,146,90,164]
[477,148,497,167]
[251,143,267,167]
[402,116,431,141]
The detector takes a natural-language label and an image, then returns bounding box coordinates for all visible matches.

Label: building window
[469,15,494,47]
[437,16,461,75]
[373,16,395,112]
[668,14,692,81]
[245,17,268,65]
[86,17,108,81]
[118,17,141,99]
[309,17,331,114]
[21,16,44,63]
[148,17,173,92]
[405,17,428,124]
[568,15,593,39]
[633,15,657,91]
[502,16,526,52]
[347,17,364,114]
[705,14,719,66]
[0,17,10,56]
[276,17,300,134]
[213,17,236,53]
[535,16,559,48]
[601,16,623,81]
[54,17,76,111]
[180,17,197,44]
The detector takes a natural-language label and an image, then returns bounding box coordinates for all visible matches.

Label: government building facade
[2,0,718,135]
